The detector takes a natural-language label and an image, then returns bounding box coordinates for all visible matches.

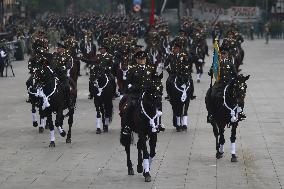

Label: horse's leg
[217,126,225,159]
[140,134,151,182]
[94,99,102,134]
[212,122,221,159]
[47,114,55,147]
[100,103,107,133]
[182,101,190,131]
[103,100,113,133]
[230,123,238,162]
[149,132,157,170]
[125,144,134,175]
[55,109,66,137]
[31,104,38,127]
[38,107,45,133]
[175,103,182,132]
[197,63,201,83]
[66,107,75,143]
[137,138,143,174]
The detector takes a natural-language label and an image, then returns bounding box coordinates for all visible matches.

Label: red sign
[231,7,257,18]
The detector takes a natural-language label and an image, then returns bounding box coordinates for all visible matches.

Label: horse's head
[33,65,53,87]
[231,74,250,104]
[177,61,191,84]
[90,63,105,81]
[144,75,163,106]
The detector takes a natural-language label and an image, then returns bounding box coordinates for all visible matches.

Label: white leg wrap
[40,118,45,128]
[32,113,37,122]
[105,118,109,126]
[176,117,181,126]
[50,130,55,141]
[231,143,236,154]
[57,126,64,134]
[197,73,201,79]
[182,116,188,126]
[96,117,101,129]
[219,144,224,153]
[143,159,150,173]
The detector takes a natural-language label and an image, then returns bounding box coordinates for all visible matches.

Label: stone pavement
[0,39,284,189]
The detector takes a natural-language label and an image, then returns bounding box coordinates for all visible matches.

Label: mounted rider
[207,43,246,123]
[97,45,117,98]
[51,42,73,106]
[121,51,163,132]
[165,43,196,100]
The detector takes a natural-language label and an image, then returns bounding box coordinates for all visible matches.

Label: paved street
[0,39,284,189]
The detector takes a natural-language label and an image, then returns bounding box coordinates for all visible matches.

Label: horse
[230,46,244,72]
[116,51,131,97]
[90,63,114,134]
[167,63,193,132]
[205,74,250,162]
[26,72,46,133]
[32,62,78,147]
[119,75,163,182]
[191,41,206,83]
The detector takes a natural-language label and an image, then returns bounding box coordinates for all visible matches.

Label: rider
[97,45,118,98]
[207,45,245,123]
[121,51,157,132]
[165,43,196,100]
[51,43,73,106]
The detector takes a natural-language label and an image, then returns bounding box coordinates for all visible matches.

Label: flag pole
[150,0,155,26]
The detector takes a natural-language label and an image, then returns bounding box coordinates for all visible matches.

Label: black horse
[231,46,244,72]
[119,76,163,182]
[32,64,77,147]
[205,74,250,162]
[116,52,131,97]
[167,63,193,132]
[26,73,46,133]
[191,41,206,83]
[90,63,114,134]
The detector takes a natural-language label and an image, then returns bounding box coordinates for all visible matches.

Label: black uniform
[165,52,195,99]
[97,52,116,97]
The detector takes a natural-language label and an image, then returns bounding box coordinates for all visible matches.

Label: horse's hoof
[33,121,38,127]
[128,167,134,175]
[144,172,151,182]
[96,128,102,134]
[60,130,66,137]
[103,125,108,132]
[176,127,182,132]
[39,127,44,133]
[66,138,72,143]
[197,79,200,83]
[137,164,143,173]
[182,125,187,131]
[49,141,55,148]
[231,154,238,162]
[216,152,224,159]
[45,125,49,129]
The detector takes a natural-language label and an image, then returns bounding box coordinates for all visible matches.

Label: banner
[231,7,258,19]
[133,0,142,5]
